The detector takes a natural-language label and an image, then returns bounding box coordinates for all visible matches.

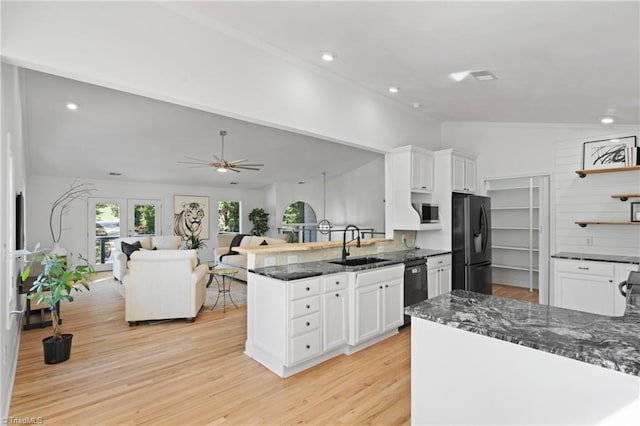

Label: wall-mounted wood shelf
[610,194,640,202]
[575,221,640,228]
[575,165,640,178]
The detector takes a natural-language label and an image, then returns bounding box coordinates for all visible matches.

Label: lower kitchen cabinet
[427,254,452,299]
[246,264,404,378]
[553,259,638,316]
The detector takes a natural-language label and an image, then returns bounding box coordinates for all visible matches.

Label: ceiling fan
[178,130,264,173]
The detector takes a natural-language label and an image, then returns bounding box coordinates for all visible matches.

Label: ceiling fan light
[217,166,228,173]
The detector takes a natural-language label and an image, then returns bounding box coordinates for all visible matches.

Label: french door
[88,198,162,271]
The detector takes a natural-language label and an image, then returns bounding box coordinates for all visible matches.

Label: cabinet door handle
[306,345,310,349]
[335,281,340,285]
[578,267,590,270]
[306,304,310,309]
[438,261,443,264]
[379,286,383,289]
[305,287,310,291]
[306,322,310,326]
[335,293,340,298]
[385,284,389,288]
[609,280,613,283]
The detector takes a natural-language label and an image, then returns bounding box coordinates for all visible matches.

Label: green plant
[248,208,270,236]
[183,229,207,250]
[22,247,95,340]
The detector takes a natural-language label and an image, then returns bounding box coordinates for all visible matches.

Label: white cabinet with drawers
[427,254,452,299]
[246,265,404,378]
[553,258,638,316]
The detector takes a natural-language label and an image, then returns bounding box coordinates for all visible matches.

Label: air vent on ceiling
[470,71,497,81]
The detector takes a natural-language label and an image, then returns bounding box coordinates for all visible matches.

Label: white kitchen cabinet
[553,259,638,316]
[411,151,434,192]
[322,274,348,351]
[452,153,476,193]
[247,265,403,378]
[351,264,404,345]
[427,254,452,298]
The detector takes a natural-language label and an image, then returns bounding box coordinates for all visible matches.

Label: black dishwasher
[403,258,428,325]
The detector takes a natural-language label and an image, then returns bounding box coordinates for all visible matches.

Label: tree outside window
[218,201,240,232]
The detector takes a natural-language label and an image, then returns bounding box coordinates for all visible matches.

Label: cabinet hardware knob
[306,304,310,309]
[306,345,310,349]
[305,287,310,291]
[335,293,339,297]
[335,281,339,285]
[379,286,383,289]
[306,322,310,326]
[609,280,613,283]
[578,267,589,270]
[438,261,443,264]
[385,284,389,288]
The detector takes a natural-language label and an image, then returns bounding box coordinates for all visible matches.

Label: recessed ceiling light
[601,117,615,124]
[412,102,421,108]
[450,71,470,82]
[388,86,399,94]
[108,172,122,176]
[321,52,335,62]
[66,102,78,110]
[470,70,497,81]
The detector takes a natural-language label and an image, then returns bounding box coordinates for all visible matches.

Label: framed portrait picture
[173,195,209,239]
[631,202,640,223]
[582,136,636,170]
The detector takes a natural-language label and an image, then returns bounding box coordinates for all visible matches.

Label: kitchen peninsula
[406,288,640,425]
[241,240,449,378]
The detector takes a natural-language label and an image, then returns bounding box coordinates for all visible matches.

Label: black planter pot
[42,334,73,364]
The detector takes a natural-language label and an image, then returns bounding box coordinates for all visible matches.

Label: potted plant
[248,208,269,236]
[22,247,94,364]
[183,229,207,251]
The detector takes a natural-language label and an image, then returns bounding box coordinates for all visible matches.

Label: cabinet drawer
[289,278,320,300]
[555,260,613,277]
[288,330,321,366]
[290,312,320,337]
[322,274,348,292]
[290,296,320,319]
[427,255,451,269]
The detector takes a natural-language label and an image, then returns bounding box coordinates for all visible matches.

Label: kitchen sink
[329,257,388,267]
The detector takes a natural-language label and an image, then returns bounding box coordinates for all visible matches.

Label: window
[281,201,317,243]
[218,201,240,233]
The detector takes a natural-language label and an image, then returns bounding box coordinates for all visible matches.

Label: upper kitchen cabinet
[411,150,434,192]
[451,152,477,193]
[385,145,441,233]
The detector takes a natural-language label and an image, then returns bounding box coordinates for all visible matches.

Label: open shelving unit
[610,194,640,201]
[576,221,640,227]
[486,177,549,293]
[575,165,640,178]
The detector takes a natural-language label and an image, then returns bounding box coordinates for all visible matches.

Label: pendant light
[317,171,332,234]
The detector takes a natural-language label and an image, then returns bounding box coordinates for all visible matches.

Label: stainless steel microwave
[413,203,440,223]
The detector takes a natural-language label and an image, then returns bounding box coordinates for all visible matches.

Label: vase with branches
[49,180,94,255]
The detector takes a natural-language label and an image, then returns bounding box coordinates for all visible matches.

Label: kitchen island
[406,289,640,425]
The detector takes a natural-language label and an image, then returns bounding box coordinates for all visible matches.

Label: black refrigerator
[452,192,492,294]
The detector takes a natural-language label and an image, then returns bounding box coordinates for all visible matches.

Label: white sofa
[215,234,287,281]
[111,235,182,281]
[123,249,209,325]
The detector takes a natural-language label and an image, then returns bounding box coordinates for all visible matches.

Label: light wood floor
[492,283,539,303]
[10,278,411,425]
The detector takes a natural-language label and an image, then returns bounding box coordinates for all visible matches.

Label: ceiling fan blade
[186,165,215,168]
[227,167,241,173]
[184,156,211,162]
[229,159,249,164]
[233,166,261,171]
[177,160,213,165]
[235,164,264,167]
[213,154,222,162]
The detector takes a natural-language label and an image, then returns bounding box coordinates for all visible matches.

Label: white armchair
[122,249,209,325]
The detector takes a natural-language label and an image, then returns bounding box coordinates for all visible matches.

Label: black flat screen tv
[16,192,24,250]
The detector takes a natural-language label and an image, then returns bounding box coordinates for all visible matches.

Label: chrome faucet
[342,224,361,262]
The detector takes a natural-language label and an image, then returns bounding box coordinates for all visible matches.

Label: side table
[207,267,239,313]
[20,277,61,330]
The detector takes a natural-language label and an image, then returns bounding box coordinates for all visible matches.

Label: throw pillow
[121,241,142,260]
[228,234,248,255]
[260,240,268,246]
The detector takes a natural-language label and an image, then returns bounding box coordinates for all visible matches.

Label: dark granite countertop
[250,248,450,281]
[552,251,640,265]
[406,288,640,377]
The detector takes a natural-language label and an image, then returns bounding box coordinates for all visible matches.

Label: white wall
[0,63,27,420]
[265,158,385,242]
[1,1,440,153]
[26,176,266,264]
[440,122,640,256]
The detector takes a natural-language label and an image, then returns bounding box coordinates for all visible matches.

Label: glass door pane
[128,199,161,237]
[89,198,124,272]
